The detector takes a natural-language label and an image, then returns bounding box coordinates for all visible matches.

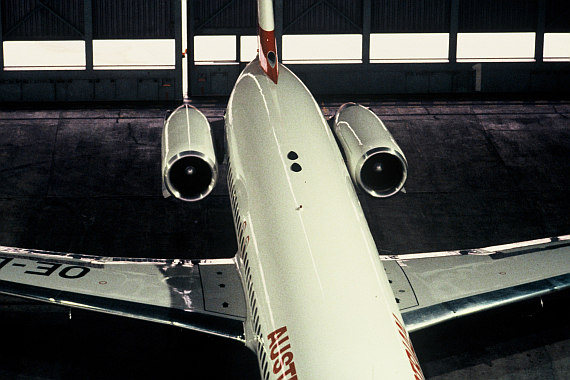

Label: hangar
[1,1,569,379]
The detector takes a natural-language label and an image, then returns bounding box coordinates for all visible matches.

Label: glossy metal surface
[0,245,246,340]
[382,235,570,332]
[225,59,422,379]
[333,103,408,197]
[161,104,218,201]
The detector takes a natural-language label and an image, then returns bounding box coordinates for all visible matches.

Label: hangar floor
[0,99,569,379]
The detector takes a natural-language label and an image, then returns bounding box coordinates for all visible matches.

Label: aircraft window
[282,34,362,64]
[370,33,449,63]
[3,40,86,71]
[291,163,302,172]
[93,39,175,70]
[543,33,570,62]
[456,32,536,62]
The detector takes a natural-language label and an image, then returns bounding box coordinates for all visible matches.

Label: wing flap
[0,246,246,341]
[382,235,570,332]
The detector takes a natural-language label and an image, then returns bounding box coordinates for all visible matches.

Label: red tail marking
[258,26,278,84]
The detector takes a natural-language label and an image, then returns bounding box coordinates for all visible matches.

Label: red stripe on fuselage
[258,26,279,84]
[393,313,425,380]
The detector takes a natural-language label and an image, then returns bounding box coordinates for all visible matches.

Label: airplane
[1,1,569,379]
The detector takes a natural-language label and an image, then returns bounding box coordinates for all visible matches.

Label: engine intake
[161,104,217,201]
[333,103,407,198]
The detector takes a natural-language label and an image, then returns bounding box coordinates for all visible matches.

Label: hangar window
[93,39,175,70]
[370,34,449,63]
[543,33,570,62]
[3,41,86,71]
[456,33,536,62]
[282,34,362,64]
[240,36,258,62]
[194,35,237,64]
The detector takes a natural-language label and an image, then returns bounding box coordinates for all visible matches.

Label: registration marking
[0,256,90,279]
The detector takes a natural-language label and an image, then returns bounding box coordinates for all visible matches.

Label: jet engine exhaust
[161,104,217,201]
[333,103,407,198]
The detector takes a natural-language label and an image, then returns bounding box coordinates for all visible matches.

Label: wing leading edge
[3,235,568,339]
[383,235,570,332]
[0,246,246,341]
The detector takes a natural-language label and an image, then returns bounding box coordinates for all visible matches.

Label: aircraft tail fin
[257,0,278,83]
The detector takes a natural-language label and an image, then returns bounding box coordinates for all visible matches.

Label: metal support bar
[236,33,241,64]
[284,0,324,32]
[84,0,93,71]
[284,0,360,34]
[449,0,459,63]
[188,0,196,96]
[195,0,238,34]
[4,8,39,37]
[0,2,4,71]
[535,0,545,63]
[37,0,84,37]
[175,0,184,100]
[362,0,371,65]
[5,0,83,38]
[321,0,362,32]
[275,0,283,61]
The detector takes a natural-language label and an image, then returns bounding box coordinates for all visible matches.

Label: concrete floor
[0,100,569,379]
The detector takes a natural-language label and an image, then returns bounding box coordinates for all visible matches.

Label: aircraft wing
[0,246,246,341]
[383,235,570,332]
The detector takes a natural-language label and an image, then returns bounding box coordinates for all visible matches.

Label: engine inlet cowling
[333,103,407,198]
[161,104,217,201]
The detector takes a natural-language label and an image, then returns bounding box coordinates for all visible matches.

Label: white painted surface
[161,105,217,201]
[225,59,422,379]
[257,0,275,31]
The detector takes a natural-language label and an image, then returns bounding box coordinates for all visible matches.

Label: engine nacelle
[161,104,217,201]
[333,103,407,198]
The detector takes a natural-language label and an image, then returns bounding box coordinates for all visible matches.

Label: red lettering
[281,351,294,367]
[273,351,293,374]
[277,334,290,347]
[267,326,297,380]
[277,361,297,380]
[268,326,288,348]
[271,343,291,363]
[273,356,283,374]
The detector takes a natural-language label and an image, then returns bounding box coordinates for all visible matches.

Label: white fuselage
[225,59,424,380]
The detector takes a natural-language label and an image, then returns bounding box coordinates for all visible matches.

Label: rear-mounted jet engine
[161,104,218,201]
[333,103,407,197]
